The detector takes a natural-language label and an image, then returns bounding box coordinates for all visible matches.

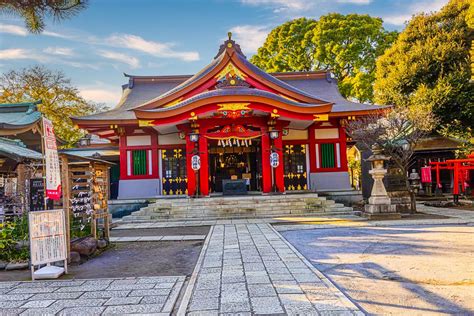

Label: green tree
[0,0,87,33]
[0,66,104,145]
[312,13,397,103]
[251,18,318,72]
[374,0,473,137]
[251,14,397,103]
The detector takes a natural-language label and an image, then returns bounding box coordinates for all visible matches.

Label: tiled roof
[0,137,42,161]
[0,101,42,129]
[279,77,385,113]
[75,71,384,122]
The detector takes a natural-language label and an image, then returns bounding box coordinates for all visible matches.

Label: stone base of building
[310,171,352,191]
[118,179,161,199]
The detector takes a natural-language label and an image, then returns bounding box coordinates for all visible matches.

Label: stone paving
[110,235,207,242]
[0,276,184,315]
[181,223,361,315]
[114,215,362,230]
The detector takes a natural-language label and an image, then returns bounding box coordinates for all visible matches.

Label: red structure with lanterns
[72,34,384,199]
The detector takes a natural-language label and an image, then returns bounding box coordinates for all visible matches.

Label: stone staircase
[120,193,353,223]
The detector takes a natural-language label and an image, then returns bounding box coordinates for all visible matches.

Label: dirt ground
[110,225,210,237]
[0,240,205,282]
[282,224,474,315]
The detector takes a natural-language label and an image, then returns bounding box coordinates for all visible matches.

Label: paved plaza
[1,205,472,315]
[282,224,474,315]
[0,276,185,315]
[180,223,361,315]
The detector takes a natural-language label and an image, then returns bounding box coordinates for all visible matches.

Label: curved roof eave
[140,88,332,113]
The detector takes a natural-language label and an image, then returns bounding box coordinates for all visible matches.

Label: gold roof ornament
[217,103,250,111]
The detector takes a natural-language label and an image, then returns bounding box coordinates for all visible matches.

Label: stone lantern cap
[365,144,391,162]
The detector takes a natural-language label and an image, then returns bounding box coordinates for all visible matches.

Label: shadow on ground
[281,224,474,315]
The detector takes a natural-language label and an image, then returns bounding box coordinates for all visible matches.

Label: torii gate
[430,153,474,202]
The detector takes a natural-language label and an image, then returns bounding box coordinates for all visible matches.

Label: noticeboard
[29,209,67,266]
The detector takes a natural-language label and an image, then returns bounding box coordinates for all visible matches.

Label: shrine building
[72,34,383,199]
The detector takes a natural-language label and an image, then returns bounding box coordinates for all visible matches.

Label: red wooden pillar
[119,135,127,180]
[308,124,316,172]
[274,134,285,192]
[186,138,196,196]
[261,133,272,193]
[199,136,209,196]
[339,126,348,171]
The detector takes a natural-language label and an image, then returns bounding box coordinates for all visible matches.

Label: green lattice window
[132,150,147,175]
[321,143,335,168]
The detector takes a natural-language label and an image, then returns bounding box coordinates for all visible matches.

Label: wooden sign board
[29,209,68,280]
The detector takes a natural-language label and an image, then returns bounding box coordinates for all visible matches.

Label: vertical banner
[43,118,61,200]
[421,166,432,183]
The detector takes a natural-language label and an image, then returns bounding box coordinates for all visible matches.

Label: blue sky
[0,0,448,108]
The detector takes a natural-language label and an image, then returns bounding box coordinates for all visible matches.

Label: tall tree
[0,0,87,33]
[0,66,104,145]
[251,18,318,72]
[313,13,398,103]
[374,0,473,137]
[251,14,397,103]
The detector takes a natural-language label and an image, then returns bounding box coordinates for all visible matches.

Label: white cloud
[106,34,200,62]
[0,48,47,62]
[0,24,28,36]
[240,0,310,11]
[98,50,140,69]
[382,0,449,25]
[79,87,120,106]
[229,25,270,54]
[43,47,75,56]
[336,0,371,4]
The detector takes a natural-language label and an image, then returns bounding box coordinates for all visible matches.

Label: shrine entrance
[208,139,262,193]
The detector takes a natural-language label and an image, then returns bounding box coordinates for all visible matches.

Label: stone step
[120,193,353,223]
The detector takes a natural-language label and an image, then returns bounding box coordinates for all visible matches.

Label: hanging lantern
[241,140,245,146]
[249,139,252,145]
[218,139,222,146]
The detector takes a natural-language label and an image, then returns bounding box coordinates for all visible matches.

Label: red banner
[421,166,432,183]
[43,118,61,200]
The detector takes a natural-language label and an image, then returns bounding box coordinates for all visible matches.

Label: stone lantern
[363,144,401,219]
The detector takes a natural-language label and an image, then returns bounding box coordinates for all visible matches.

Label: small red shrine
[72,34,384,199]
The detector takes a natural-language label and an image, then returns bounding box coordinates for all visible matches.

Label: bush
[0,214,30,262]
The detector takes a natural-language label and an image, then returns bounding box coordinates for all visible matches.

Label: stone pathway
[110,235,206,242]
[0,276,184,315]
[181,223,361,315]
[114,215,362,230]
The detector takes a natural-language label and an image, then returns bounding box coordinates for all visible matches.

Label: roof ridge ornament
[214,32,246,59]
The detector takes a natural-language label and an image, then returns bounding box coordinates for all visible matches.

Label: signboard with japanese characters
[270,152,279,168]
[191,155,201,171]
[42,118,61,200]
[29,209,68,279]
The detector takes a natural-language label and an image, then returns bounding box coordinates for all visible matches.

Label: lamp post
[189,132,200,198]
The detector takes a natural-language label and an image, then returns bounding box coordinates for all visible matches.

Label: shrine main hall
[73,35,382,199]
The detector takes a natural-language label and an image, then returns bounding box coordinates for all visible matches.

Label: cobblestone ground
[0,276,184,315]
[184,223,361,315]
